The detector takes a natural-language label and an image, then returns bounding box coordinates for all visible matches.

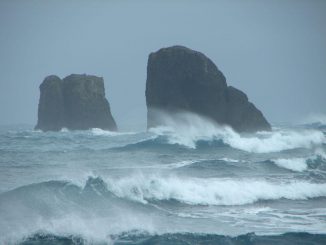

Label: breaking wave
[105,174,326,206]
[1,120,326,245]
[272,158,308,172]
[143,112,326,153]
[2,174,326,209]
[270,152,326,172]
[164,158,241,170]
[0,177,156,244]
[2,175,326,244]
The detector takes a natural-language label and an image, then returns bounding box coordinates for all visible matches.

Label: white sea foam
[149,112,325,153]
[225,129,324,153]
[104,174,326,206]
[271,149,326,172]
[91,128,135,136]
[219,158,240,163]
[163,158,240,169]
[272,158,308,172]
[165,160,199,169]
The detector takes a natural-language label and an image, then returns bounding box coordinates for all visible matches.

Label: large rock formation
[35,74,117,131]
[146,46,271,132]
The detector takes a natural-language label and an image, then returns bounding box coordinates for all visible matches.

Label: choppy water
[1,115,326,244]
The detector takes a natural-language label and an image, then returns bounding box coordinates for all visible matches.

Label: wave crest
[148,112,325,153]
[2,175,326,244]
[105,174,326,206]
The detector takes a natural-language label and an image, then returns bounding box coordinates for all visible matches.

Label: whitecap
[272,158,308,172]
[218,158,240,163]
[91,128,135,136]
[165,160,199,169]
[301,113,326,126]
[148,112,325,153]
[60,127,69,133]
[104,174,326,206]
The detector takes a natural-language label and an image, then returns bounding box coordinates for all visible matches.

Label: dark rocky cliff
[35,74,117,131]
[146,46,271,132]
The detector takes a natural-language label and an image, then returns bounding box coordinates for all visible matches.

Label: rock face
[35,74,117,131]
[146,46,271,132]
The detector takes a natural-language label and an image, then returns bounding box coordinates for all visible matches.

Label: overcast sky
[0,0,325,130]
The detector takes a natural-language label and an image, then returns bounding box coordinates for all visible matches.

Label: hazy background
[0,0,325,130]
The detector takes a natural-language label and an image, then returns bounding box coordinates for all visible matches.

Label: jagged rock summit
[35,74,117,131]
[146,46,271,132]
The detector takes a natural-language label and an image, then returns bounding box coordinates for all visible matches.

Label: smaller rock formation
[35,74,117,131]
[146,46,271,132]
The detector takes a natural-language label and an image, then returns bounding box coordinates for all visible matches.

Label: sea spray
[148,112,325,153]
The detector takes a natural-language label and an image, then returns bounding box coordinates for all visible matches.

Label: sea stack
[146,46,271,132]
[35,74,117,131]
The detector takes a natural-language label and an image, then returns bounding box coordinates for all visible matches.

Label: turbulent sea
[1,116,326,244]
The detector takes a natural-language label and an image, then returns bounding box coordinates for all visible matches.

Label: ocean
[1,116,326,244]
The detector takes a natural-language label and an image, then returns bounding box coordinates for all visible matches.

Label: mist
[0,0,326,130]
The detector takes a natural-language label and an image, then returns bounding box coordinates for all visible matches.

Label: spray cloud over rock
[148,111,325,153]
